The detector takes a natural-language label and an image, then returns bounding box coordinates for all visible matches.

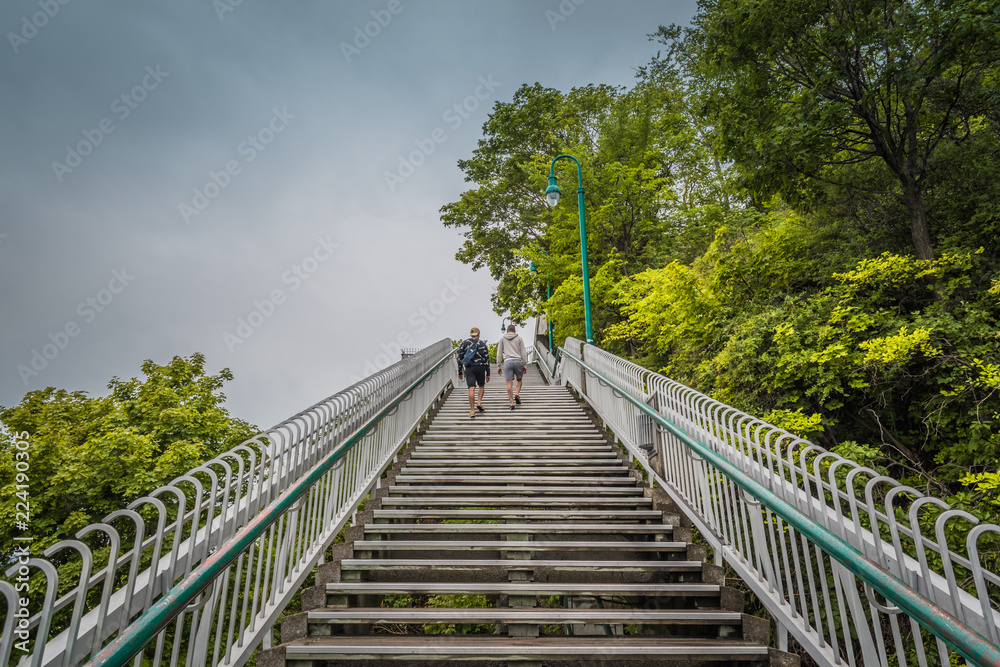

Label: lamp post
[501,316,512,333]
[529,258,554,351]
[545,154,593,344]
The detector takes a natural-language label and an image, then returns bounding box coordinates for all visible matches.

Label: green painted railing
[85,349,454,667]
[558,344,1000,667]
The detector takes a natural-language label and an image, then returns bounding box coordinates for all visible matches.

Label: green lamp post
[529,257,554,351]
[545,154,594,344]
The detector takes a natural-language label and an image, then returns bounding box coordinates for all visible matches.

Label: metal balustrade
[534,343,559,385]
[557,337,1000,667]
[1,339,455,667]
[6,333,1000,667]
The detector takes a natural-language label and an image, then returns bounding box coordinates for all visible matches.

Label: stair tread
[364,523,673,533]
[379,497,652,505]
[393,476,637,484]
[407,457,619,462]
[388,485,645,495]
[373,509,661,518]
[354,540,685,550]
[411,448,614,453]
[285,636,770,658]
[307,608,742,623]
[271,377,775,665]
[396,467,630,473]
[342,558,703,569]
[324,582,720,595]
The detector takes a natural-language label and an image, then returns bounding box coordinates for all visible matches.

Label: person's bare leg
[468,385,475,411]
[506,380,514,405]
[477,384,486,407]
[515,377,523,398]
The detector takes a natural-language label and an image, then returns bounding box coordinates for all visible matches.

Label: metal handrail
[535,344,558,384]
[2,340,455,667]
[557,339,1000,667]
[86,346,456,667]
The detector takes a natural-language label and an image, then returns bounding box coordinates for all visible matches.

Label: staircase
[261,364,797,666]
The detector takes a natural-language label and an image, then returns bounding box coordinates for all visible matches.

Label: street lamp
[529,257,554,351]
[501,316,512,332]
[545,154,594,344]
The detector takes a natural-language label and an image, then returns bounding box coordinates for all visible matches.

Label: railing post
[191,580,221,667]
[741,490,777,587]
[646,392,666,483]
[685,449,723,567]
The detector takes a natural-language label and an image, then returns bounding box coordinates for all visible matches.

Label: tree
[441,73,733,332]
[0,353,257,560]
[680,0,1000,260]
[440,83,623,321]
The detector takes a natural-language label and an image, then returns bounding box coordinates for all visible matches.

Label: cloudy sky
[1,0,698,429]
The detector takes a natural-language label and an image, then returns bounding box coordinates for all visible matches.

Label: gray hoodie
[497,331,528,365]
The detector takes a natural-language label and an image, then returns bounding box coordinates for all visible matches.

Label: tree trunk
[899,177,935,261]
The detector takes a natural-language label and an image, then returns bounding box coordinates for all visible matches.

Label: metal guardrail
[534,344,558,385]
[557,338,1000,667]
[1,339,455,667]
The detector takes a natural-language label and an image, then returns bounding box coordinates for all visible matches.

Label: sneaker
[509,405,516,411]
[514,394,521,405]
[469,409,476,419]
[476,404,485,412]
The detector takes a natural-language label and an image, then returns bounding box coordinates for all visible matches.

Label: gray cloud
[0,0,698,428]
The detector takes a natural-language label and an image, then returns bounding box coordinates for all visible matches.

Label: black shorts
[463,366,487,387]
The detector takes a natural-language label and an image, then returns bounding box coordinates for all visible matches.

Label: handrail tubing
[84,347,456,667]
[567,339,1000,601]
[558,346,1000,667]
[4,342,453,667]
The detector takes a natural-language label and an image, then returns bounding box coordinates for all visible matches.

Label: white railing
[1,339,455,667]
[534,344,558,385]
[558,337,1000,667]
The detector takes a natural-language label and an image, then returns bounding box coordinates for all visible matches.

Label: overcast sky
[0,0,698,429]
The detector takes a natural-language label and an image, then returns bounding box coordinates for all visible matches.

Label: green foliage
[441,72,736,330]
[620,225,1000,481]
[440,4,1000,517]
[761,409,824,439]
[0,354,257,562]
[680,0,1000,260]
[423,594,494,635]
